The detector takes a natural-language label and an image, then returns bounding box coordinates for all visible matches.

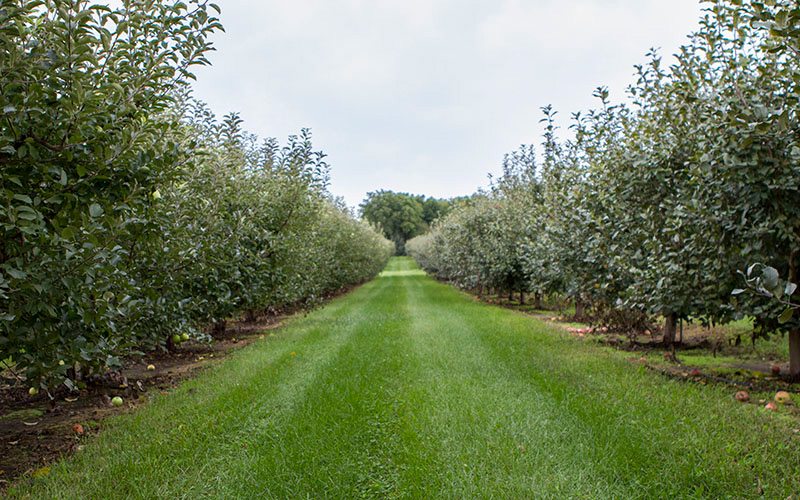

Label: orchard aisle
[10,258,800,498]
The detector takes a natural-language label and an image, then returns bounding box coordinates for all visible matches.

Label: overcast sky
[191,0,704,208]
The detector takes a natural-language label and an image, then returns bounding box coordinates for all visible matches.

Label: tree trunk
[508,290,513,302]
[788,250,799,377]
[575,298,585,318]
[662,312,678,346]
[790,329,800,377]
[519,291,526,305]
[533,292,542,310]
[212,319,227,336]
[244,309,257,323]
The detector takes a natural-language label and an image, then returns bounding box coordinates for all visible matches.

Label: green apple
[181,333,190,342]
[29,387,39,396]
[172,334,182,344]
[111,396,123,407]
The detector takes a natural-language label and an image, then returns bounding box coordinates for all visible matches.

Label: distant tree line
[359,190,462,254]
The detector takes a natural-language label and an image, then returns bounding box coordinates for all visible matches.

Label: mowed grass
[9,258,800,498]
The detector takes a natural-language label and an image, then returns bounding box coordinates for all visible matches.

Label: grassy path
[10,258,800,498]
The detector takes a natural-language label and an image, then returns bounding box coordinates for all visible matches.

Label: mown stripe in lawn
[398,272,629,498]
[216,272,414,498]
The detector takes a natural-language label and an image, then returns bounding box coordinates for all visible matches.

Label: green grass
[9,257,800,498]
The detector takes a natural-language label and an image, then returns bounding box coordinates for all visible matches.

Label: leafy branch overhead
[733,264,799,324]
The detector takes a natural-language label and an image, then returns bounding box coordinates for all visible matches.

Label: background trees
[359,190,454,254]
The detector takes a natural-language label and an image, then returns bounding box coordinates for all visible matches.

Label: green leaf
[778,307,794,324]
[6,268,27,280]
[61,227,77,239]
[761,266,780,290]
[16,212,37,221]
[89,204,104,217]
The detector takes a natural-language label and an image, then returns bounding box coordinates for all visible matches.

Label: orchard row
[408,0,800,374]
[0,2,393,389]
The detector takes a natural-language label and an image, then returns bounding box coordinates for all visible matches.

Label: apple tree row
[0,1,393,390]
[408,0,800,375]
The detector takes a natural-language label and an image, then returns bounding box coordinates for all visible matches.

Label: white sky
[191,0,704,208]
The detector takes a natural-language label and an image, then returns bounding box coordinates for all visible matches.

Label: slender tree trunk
[789,330,800,377]
[212,319,226,336]
[519,291,526,305]
[662,312,678,346]
[245,309,257,323]
[575,298,585,318]
[508,290,513,302]
[788,250,799,377]
[533,292,542,310]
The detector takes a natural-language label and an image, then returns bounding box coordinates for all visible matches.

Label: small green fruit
[146,364,156,371]
[29,387,39,396]
[181,333,190,342]
[58,360,65,366]
[111,396,123,407]
[172,334,182,344]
